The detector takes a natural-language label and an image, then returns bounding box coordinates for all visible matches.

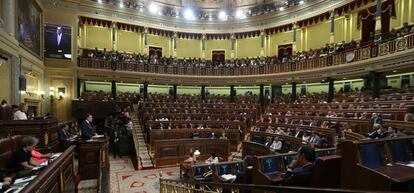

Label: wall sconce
[38,90,45,99]
[49,87,55,97]
[58,92,65,100]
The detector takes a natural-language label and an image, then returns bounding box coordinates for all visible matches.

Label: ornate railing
[159,178,397,193]
[78,34,414,76]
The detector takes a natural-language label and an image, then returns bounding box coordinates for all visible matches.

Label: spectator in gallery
[13,103,28,120]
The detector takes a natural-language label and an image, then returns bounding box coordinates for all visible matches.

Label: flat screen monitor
[44,23,72,59]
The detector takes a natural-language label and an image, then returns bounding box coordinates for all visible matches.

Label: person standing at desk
[81,114,96,140]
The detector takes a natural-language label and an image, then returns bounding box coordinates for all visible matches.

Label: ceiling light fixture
[235,10,246,19]
[279,7,285,11]
[119,2,124,8]
[184,8,195,20]
[299,0,305,5]
[149,3,159,14]
[218,11,227,20]
[97,0,102,3]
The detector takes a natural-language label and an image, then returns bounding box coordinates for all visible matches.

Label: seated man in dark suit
[59,124,77,146]
[281,146,316,187]
[81,114,96,140]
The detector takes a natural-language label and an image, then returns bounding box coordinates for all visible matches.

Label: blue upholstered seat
[359,143,386,169]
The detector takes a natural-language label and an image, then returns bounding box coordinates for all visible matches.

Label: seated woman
[205,153,219,164]
[11,136,41,177]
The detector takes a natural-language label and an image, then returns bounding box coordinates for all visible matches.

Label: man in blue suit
[81,114,95,140]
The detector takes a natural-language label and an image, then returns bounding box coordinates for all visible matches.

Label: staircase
[131,107,154,169]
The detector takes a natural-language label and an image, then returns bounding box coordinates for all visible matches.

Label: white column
[292,23,297,54]
[3,0,15,36]
[329,11,335,44]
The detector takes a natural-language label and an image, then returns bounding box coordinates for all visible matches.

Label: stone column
[77,78,81,98]
[329,11,335,44]
[202,34,206,59]
[291,82,297,102]
[327,78,335,103]
[111,80,117,100]
[172,32,177,57]
[374,0,382,41]
[230,85,235,102]
[231,33,235,59]
[172,85,177,102]
[2,0,15,36]
[260,30,265,56]
[201,85,206,100]
[292,23,298,54]
[143,82,148,99]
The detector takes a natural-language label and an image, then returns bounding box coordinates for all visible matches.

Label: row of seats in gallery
[78,25,414,76]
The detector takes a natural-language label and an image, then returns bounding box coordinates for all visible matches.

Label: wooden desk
[78,137,109,193]
[150,129,240,151]
[154,139,230,167]
[262,115,371,134]
[375,165,414,183]
[255,122,336,144]
[340,136,414,191]
[242,141,273,157]
[250,131,305,150]
[0,118,62,151]
[17,146,76,193]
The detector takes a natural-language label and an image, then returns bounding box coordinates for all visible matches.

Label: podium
[78,137,110,193]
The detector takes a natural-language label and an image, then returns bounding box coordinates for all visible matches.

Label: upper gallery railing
[78,34,414,76]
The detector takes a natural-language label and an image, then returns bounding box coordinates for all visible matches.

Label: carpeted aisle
[109,156,180,193]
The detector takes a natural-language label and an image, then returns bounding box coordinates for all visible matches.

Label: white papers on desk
[397,162,414,168]
[5,187,23,193]
[51,153,62,159]
[40,161,48,166]
[221,174,236,181]
[92,135,104,139]
[14,175,37,184]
